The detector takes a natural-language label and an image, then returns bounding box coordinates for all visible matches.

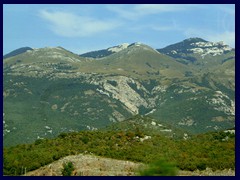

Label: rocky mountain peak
[187,40,232,57]
[158,37,233,58]
[107,43,130,53]
[105,42,154,54]
[184,37,207,43]
[127,42,159,53]
[23,46,83,62]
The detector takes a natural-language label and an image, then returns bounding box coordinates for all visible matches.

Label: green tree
[62,162,75,176]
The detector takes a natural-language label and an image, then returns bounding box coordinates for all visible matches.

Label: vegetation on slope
[3,125,235,176]
[137,159,178,176]
[62,162,75,176]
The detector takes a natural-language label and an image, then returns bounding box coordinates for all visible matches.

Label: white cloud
[39,10,121,37]
[107,4,195,20]
[106,5,141,20]
[134,4,187,14]
[126,24,175,32]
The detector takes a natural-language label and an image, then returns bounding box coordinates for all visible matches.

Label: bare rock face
[91,76,151,114]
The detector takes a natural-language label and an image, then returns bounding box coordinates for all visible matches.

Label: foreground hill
[25,154,142,176]
[25,153,235,176]
[3,38,235,146]
[3,122,235,176]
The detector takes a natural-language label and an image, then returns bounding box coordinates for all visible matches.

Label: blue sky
[3,4,235,55]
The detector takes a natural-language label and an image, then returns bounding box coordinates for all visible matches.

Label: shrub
[58,132,68,139]
[34,139,44,145]
[62,162,75,176]
[138,159,178,176]
[197,162,207,170]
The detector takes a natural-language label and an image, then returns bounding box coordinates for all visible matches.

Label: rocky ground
[25,154,143,176]
[178,169,235,176]
[25,154,235,176]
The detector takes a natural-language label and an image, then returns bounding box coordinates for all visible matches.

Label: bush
[34,139,44,145]
[197,162,207,170]
[138,159,178,176]
[62,162,75,176]
[58,132,68,139]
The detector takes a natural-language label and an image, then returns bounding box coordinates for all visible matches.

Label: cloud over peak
[39,10,120,37]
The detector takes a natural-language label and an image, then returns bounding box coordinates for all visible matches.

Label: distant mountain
[3,47,33,59]
[158,38,207,56]
[3,38,235,146]
[80,43,130,58]
[157,38,234,65]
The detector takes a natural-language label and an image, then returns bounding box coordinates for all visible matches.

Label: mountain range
[3,37,235,146]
